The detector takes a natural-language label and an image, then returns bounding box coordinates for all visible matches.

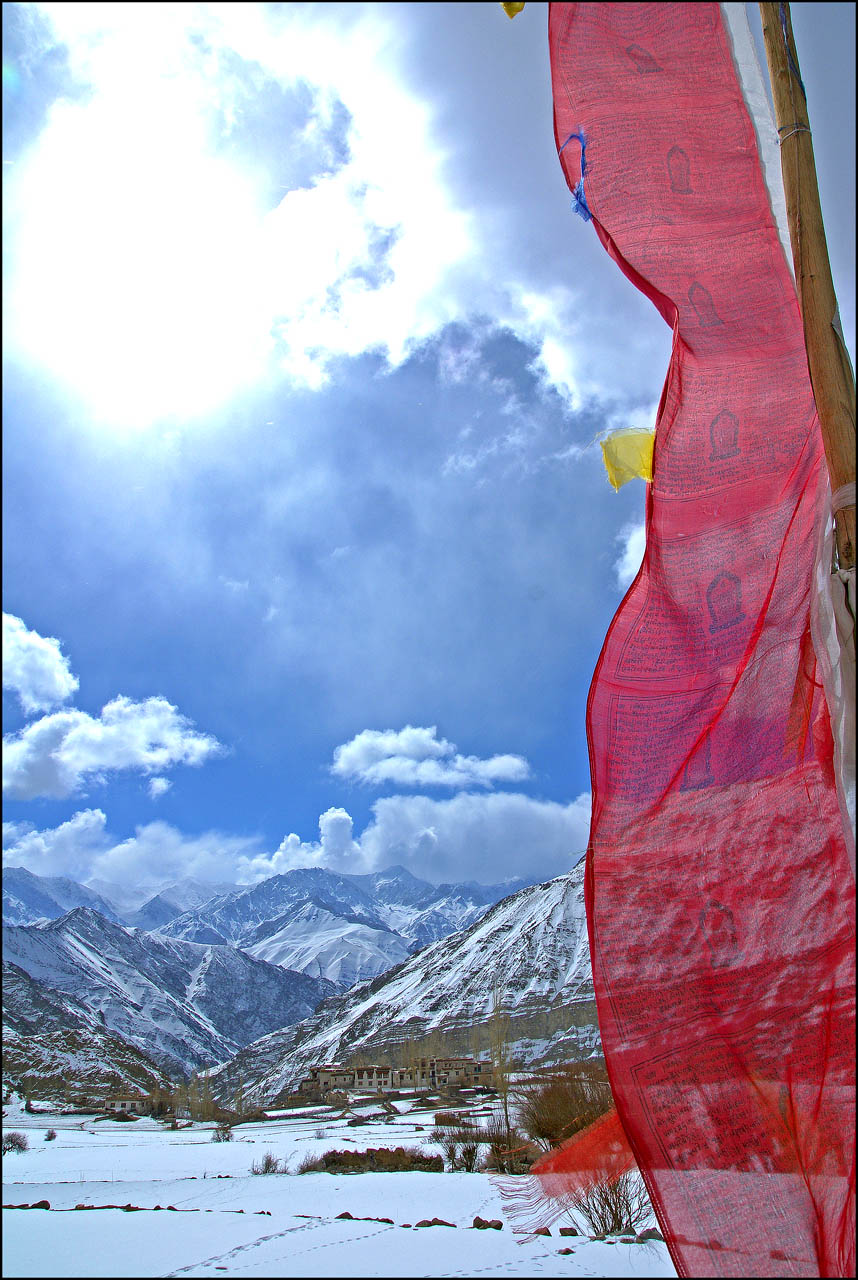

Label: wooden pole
[759,2,856,571]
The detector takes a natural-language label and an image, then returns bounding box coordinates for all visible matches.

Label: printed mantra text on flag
[546,5,855,1277]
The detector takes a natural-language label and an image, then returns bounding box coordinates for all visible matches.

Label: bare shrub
[211,1121,233,1143]
[565,1169,652,1236]
[3,1131,29,1154]
[299,1146,443,1173]
[458,1138,481,1172]
[431,1123,483,1172]
[433,1111,461,1127]
[431,1124,461,1171]
[479,1115,534,1174]
[515,1067,612,1152]
[44,1129,57,1142]
[295,1150,326,1173]
[250,1150,287,1174]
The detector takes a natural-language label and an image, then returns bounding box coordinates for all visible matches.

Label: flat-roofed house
[103,1093,149,1114]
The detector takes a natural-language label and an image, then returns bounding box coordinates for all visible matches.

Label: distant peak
[51,904,115,930]
[375,864,420,882]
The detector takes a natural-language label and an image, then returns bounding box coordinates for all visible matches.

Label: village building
[297,1056,492,1097]
[351,1064,395,1092]
[298,1064,359,1095]
[434,1056,491,1087]
[103,1093,149,1114]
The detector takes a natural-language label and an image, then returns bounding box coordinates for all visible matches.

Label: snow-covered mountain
[155,865,536,987]
[3,960,173,1102]
[207,863,600,1108]
[79,875,238,919]
[125,878,239,930]
[244,901,412,988]
[4,864,539,991]
[2,908,336,1079]
[157,868,392,944]
[3,866,125,926]
[355,866,539,952]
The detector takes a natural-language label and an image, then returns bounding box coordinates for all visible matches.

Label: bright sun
[5,3,474,434]
[7,54,272,432]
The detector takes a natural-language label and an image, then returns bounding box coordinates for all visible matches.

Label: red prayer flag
[542,4,856,1276]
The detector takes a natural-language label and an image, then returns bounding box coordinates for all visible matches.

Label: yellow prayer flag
[501,2,525,18]
[600,428,655,490]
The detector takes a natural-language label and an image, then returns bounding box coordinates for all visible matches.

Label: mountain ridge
[3,866,125,927]
[2,907,336,1079]
[4,865,539,992]
[206,864,600,1107]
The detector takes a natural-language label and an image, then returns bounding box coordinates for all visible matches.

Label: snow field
[3,1103,677,1277]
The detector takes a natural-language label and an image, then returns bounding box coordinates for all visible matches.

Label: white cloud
[3,820,36,849]
[3,696,224,800]
[2,809,262,889]
[2,787,591,890]
[253,807,362,879]
[90,820,263,889]
[615,522,646,591]
[332,725,531,789]
[360,790,591,885]
[2,808,112,882]
[2,612,79,714]
[2,807,340,890]
[148,777,172,800]
[245,790,589,885]
[6,3,473,427]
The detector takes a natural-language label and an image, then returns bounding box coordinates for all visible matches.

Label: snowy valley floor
[2,1098,677,1278]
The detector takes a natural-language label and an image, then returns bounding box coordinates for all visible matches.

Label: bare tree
[488,981,514,1146]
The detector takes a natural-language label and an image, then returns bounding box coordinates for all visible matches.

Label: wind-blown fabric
[545,4,856,1277]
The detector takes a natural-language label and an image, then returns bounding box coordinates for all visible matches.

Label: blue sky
[3,2,855,891]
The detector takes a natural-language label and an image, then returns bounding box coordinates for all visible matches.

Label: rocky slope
[206,862,600,1107]
[2,908,335,1079]
[2,960,173,1103]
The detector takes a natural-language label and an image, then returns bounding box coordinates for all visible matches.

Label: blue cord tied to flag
[559,131,591,222]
